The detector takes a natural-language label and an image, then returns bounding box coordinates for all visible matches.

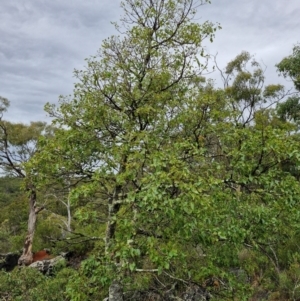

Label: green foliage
[2,1,300,301]
[24,0,300,297]
[0,177,21,201]
[0,267,75,301]
[0,119,51,176]
[0,177,28,252]
[276,44,300,91]
[65,257,112,301]
[277,95,300,126]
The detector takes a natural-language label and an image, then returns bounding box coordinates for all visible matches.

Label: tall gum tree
[0,97,51,266]
[211,52,300,286]
[276,44,300,92]
[276,44,300,128]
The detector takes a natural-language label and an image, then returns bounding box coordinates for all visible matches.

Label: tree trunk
[105,161,127,301]
[18,189,43,266]
[105,157,127,253]
[105,185,122,254]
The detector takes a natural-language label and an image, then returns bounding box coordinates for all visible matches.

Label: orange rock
[32,250,53,262]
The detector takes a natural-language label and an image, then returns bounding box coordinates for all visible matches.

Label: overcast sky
[0,0,299,123]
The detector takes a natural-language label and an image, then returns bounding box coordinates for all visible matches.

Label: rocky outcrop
[103,283,211,301]
[0,252,21,271]
[28,255,66,275]
[103,280,124,301]
[181,285,211,301]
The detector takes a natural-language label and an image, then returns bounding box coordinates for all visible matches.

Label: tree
[0,97,51,265]
[276,44,300,129]
[29,0,221,296]
[27,1,300,300]
[276,44,300,91]
[215,52,300,287]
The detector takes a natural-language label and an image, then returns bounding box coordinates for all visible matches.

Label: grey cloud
[0,0,299,123]
[199,0,299,86]
[1,0,121,123]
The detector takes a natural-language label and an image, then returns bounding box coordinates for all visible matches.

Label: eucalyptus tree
[275,45,300,130]
[277,44,300,91]
[212,52,300,291]
[0,97,52,265]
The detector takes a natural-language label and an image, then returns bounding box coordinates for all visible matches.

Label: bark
[105,185,122,253]
[105,160,126,301]
[105,156,127,253]
[66,195,72,232]
[18,189,43,266]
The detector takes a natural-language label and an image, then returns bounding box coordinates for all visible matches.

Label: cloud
[0,0,299,123]
[0,0,120,123]
[199,0,300,85]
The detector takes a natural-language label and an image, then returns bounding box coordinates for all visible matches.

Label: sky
[0,0,299,124]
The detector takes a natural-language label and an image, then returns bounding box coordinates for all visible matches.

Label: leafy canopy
[22,1,300,300]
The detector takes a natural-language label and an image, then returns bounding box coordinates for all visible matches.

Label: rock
[182,284,211,301]
[125,291,163,300]
[0,252,21,271]
[28,255,66,275]
[105,281,210,301]
[108,280,124,301]
[230,268,249,284]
